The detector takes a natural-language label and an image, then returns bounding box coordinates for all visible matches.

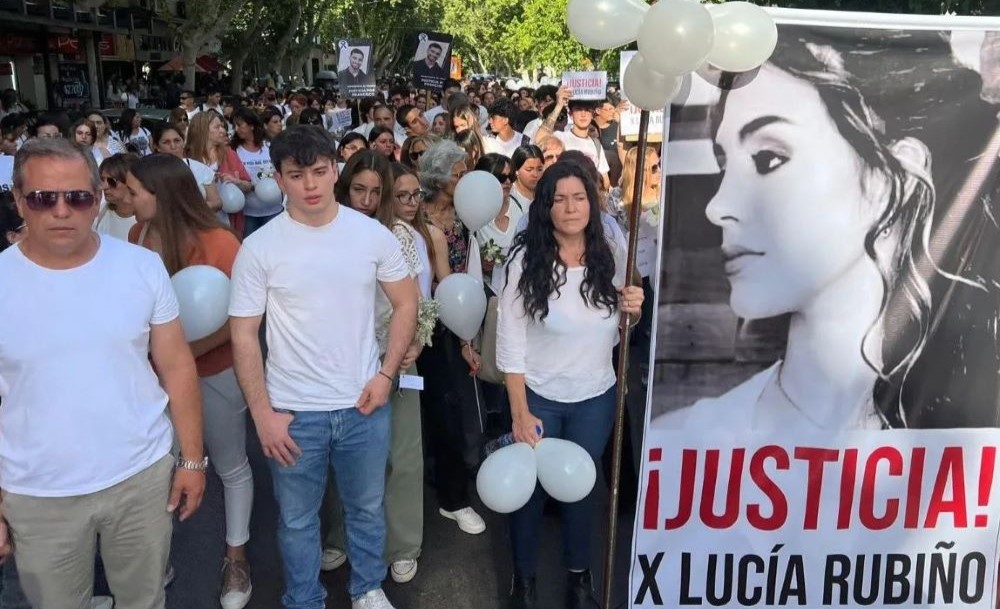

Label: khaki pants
[325,364,424,561]
[2,454,174,609]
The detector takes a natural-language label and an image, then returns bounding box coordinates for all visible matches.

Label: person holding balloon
[126,153,256,609]
[496,160,644,609]
[416,139,488,536]
[187,111,252,235]
[151,124,223,215]
[231,108,282,238]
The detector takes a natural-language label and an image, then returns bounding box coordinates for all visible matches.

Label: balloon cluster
[477,439,598,514]
[568,0,778,110]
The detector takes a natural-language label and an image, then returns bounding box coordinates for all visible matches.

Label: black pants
[418,324,477,512]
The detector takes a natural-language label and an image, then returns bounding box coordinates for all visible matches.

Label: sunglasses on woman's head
[23,190,96,212]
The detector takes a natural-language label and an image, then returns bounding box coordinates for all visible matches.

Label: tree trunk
[182,40,202,91]
[231,55,246,94]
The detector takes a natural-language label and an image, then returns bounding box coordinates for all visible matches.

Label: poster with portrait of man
[337,39,376,99]
[411,32,453,91]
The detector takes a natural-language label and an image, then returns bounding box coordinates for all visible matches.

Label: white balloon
[219,182,245,213]
[638,0,715,77]
[254,177,284,206]
[706,2,778,73]
[476,443,538,514]
[534,438,597,503]
[622,53,683,111]
[171,265,231,342]
[434,273,488,341]
[567,0,649,50]
[453,171,503,233]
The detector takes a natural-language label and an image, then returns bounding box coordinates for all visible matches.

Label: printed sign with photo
[337,38,376,99]
[562,71,608,101]
[631,13,1000,608]
[412,32,453,91]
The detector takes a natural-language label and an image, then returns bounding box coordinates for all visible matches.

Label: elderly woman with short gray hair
[415,140,488,536]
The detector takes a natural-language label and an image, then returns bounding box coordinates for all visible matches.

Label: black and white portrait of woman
[652,25,1000,432]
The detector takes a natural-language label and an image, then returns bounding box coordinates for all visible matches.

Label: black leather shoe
[509,574,537,609]
[566,570,600,609]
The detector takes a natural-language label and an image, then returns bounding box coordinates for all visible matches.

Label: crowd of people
[0,76,661,609]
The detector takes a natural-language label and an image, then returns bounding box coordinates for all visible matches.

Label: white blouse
[497,248,626,403]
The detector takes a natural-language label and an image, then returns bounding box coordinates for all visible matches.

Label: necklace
[773,364,880,430]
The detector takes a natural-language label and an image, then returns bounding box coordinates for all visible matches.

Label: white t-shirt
[477,197,526,295]
[523,118,542,142]
[0,237,178,497]
[184,157,216,199]
[124,127,152,156]
[424,105,447,124]
[228,208,409,411]
[554,131,610,175]
[497,248,624,403]
[484,132,525,159]
[236,144,281,217]
[93,201,137,241]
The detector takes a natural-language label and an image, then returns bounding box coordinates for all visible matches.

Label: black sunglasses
[494,172,515,183]
[24,190,96,212]
[409,149,426,161]
[102,176,120,188]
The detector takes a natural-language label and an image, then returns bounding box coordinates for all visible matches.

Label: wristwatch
[176,455,209,472]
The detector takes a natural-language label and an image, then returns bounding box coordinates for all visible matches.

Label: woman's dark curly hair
[506,160,618,322]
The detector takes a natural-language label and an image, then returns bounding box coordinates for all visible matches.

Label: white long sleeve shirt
[496,249,625,403]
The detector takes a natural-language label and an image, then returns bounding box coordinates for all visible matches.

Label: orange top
[129,224,241,377]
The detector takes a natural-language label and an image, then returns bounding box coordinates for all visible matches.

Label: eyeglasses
[102,176,120,188]
[23,190,96,212]
[395,190,426,205]
[494,172,515,183]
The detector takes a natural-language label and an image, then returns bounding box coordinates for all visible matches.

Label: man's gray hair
[419,140,467,199]
[13,137,100,193]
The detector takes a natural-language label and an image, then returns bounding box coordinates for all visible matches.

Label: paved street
[165,423,640,609]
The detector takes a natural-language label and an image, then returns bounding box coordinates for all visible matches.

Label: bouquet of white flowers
[481,239,507,266]
[376,297,441,350]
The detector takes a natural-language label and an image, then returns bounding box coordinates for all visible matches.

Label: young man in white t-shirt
[0,137,205,608]
[229,126,418,609]
[484,98,526,159]
[532,87,611,189]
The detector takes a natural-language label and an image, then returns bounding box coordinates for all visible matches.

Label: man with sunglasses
[0,137,206,609]
[180,89,200,120]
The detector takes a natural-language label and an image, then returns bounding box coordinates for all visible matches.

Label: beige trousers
[2,454,174,609]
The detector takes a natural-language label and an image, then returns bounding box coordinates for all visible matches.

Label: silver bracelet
[176,456,209,472]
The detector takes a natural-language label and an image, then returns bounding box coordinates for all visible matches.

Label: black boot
[566,570,600,609]
[509,574,537,609]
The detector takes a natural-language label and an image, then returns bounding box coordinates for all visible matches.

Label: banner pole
[601,108,650,609]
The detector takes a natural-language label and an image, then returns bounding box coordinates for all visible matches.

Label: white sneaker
[351,588,396,609]
[91,597,114,609]
[439,507,486,534]
[220,558,253,609]
[390,559,418,583]
[321,547,347,571]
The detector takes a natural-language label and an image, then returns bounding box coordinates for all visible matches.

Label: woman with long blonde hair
[187,111,253,234]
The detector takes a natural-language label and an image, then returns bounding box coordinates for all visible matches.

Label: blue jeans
[509,386,616,577]
[269,406,391,607]
[0,559,31,609]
